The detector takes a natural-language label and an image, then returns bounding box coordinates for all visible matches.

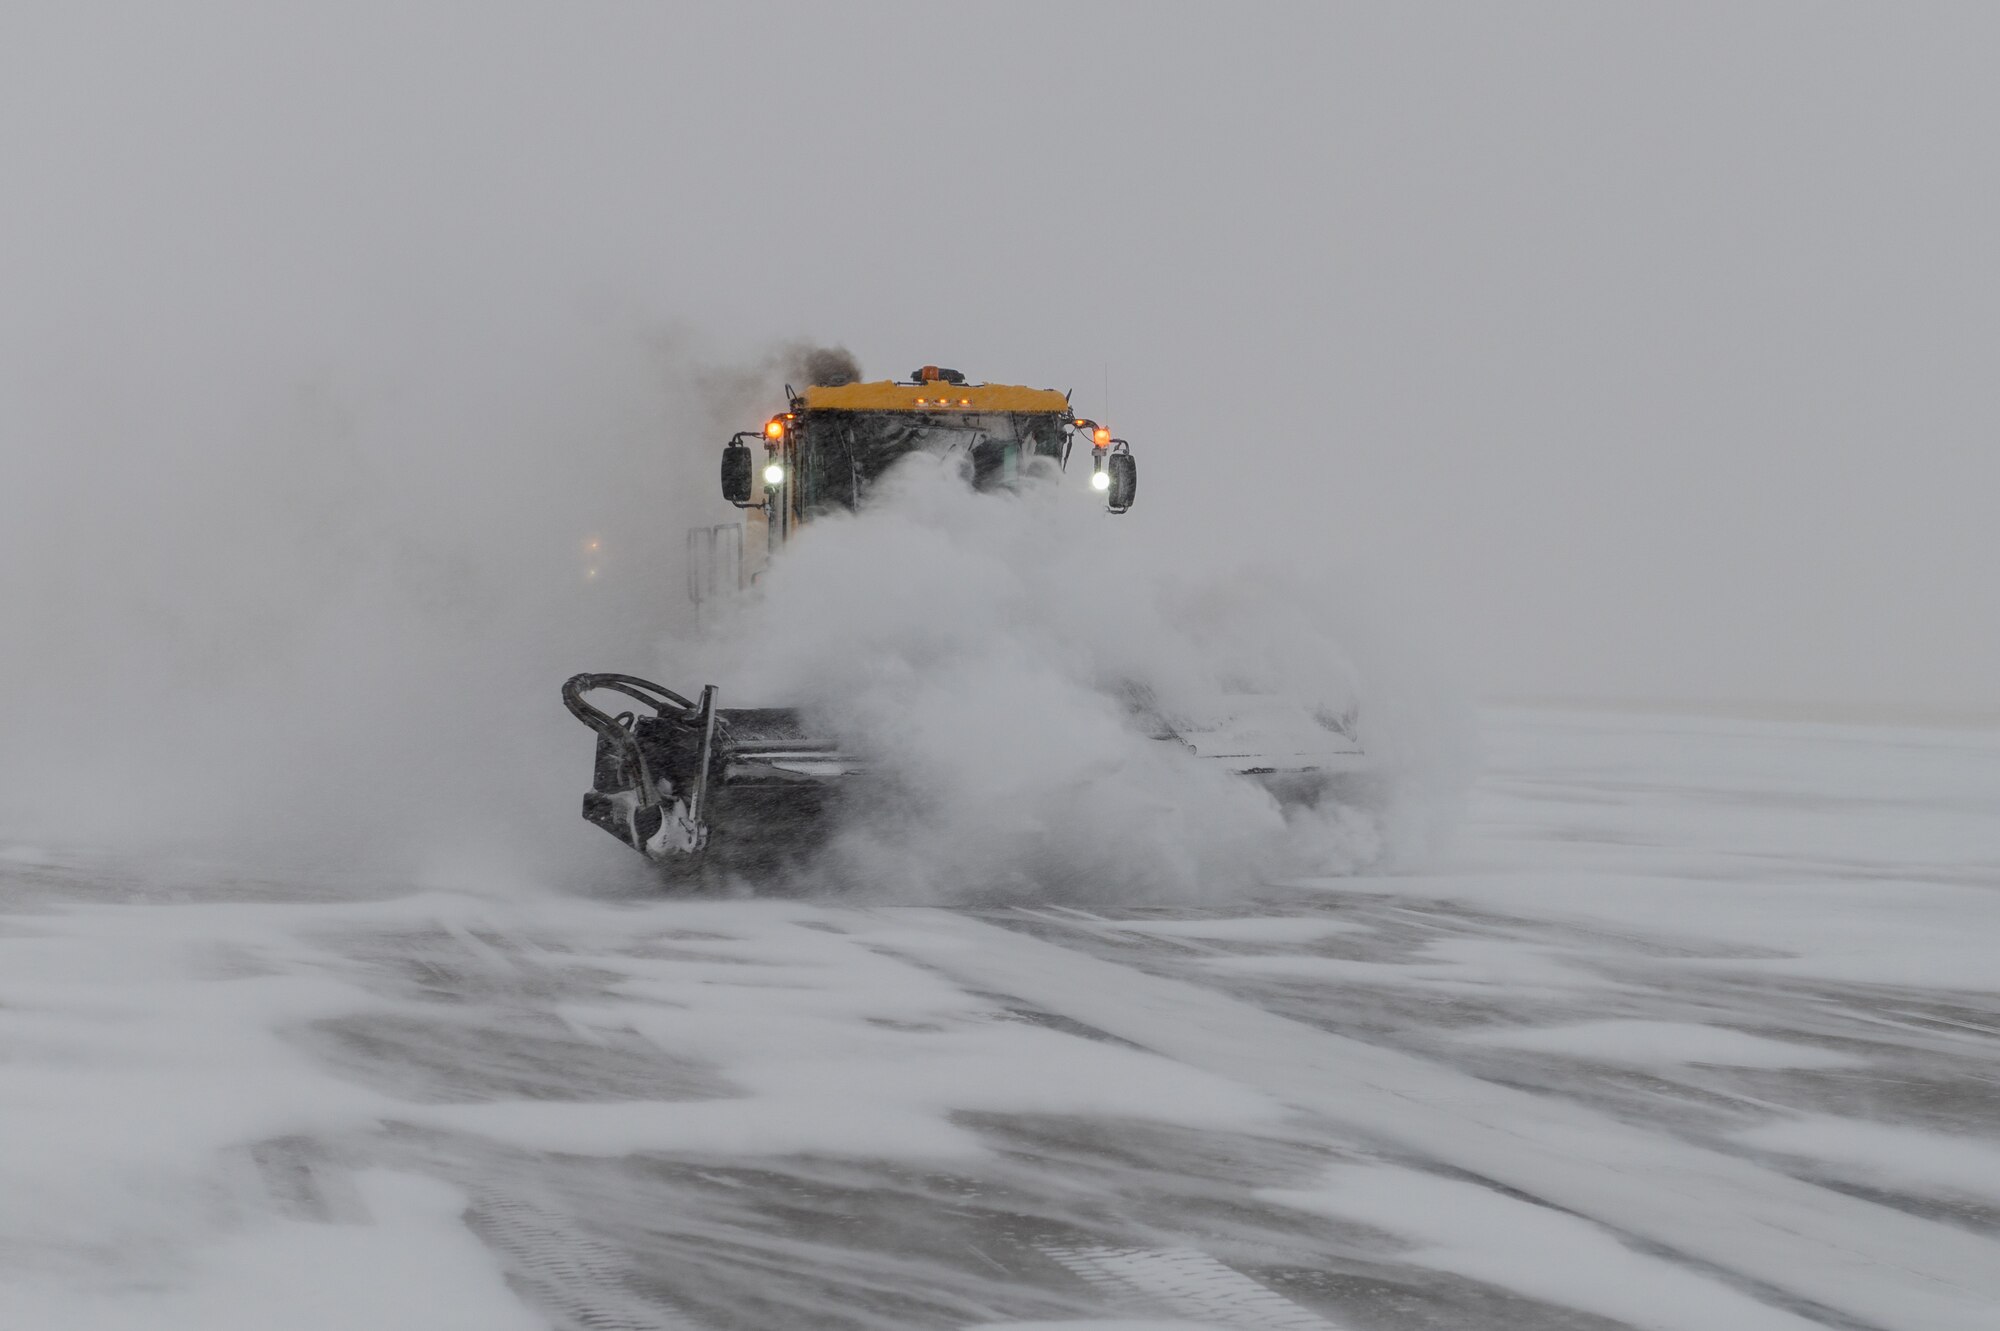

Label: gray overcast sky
[4,2,1996,715]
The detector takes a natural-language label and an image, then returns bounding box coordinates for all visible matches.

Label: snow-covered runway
[3,709,1996,1330]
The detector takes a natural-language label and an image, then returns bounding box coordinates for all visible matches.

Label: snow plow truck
[561,364,1366,876]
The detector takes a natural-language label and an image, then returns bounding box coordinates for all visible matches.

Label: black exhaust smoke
[791,344,862,387]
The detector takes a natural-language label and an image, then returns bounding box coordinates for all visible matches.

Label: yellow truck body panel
[799,380,1071,415]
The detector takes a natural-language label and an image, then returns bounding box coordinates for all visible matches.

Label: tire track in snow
[865,908,2000,1331]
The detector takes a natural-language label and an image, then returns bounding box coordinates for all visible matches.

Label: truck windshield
[796,412,1066,514]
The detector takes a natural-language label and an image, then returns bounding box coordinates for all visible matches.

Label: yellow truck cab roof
[798,379,1071,414]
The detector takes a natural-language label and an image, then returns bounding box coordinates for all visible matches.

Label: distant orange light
[765,419,785,440]
[1092,427,1111,446]
[959,398,970,405]
[585,538,600,551]
[915,397,927,405]
[1074,419,1088,429]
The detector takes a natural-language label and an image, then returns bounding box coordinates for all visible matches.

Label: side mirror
[1106,451,1137,513]
[720,441,754,505]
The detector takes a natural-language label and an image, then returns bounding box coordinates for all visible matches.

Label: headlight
[1090,469,1111,491]
[763,463,785,486]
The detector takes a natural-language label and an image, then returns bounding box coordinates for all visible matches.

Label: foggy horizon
[7,4,1996,724]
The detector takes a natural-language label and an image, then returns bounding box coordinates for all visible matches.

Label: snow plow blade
[564,675,1369,876]
[1146,692,1372,809]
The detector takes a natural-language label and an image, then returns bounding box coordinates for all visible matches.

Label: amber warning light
[764,418,786,440]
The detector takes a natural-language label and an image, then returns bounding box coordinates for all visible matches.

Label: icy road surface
[3,709,1998,1331]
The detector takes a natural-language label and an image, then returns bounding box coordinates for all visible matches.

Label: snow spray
[672,453,1475,903]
